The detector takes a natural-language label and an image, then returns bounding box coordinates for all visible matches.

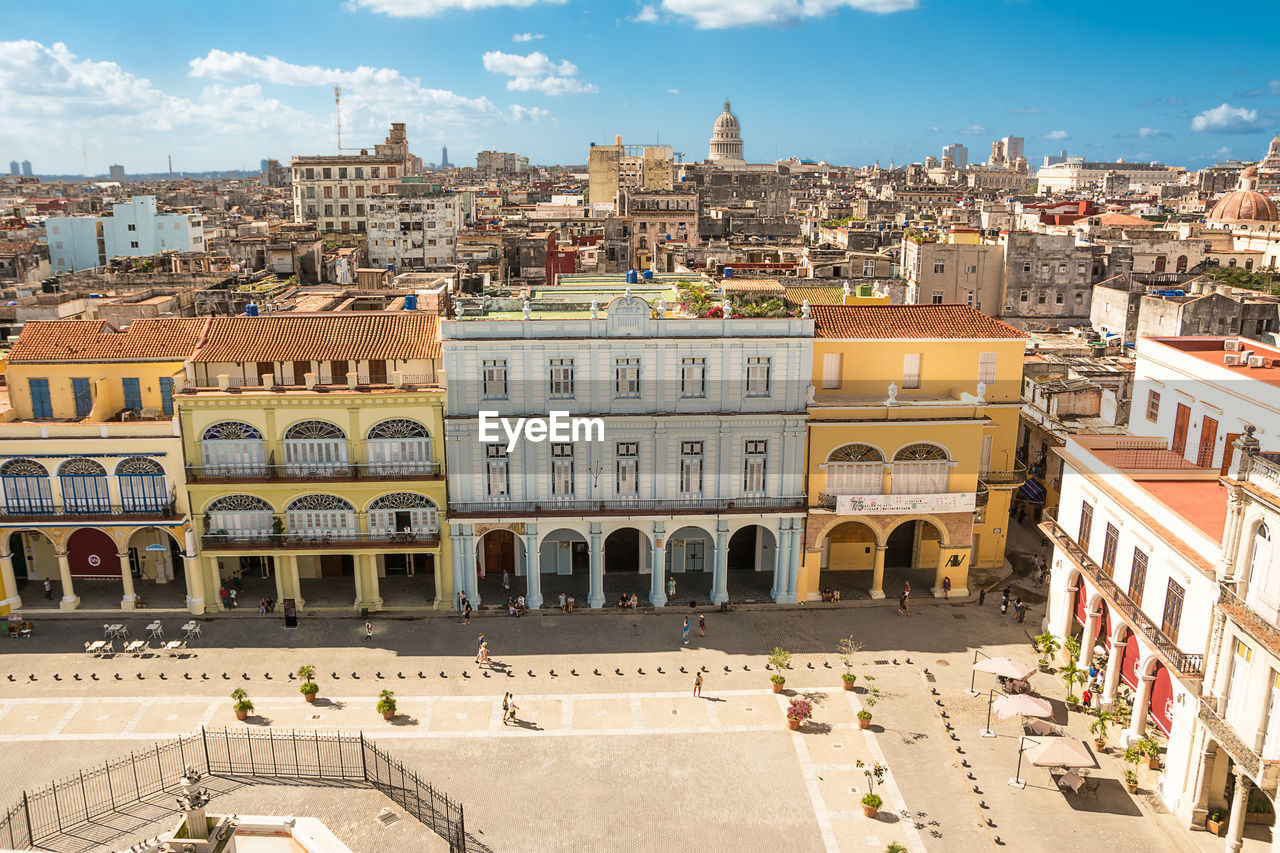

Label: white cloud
[1040,129,1069,140]
[652,0,915,28]
[1137,127,1161,138]
[1271,80,1280,94]
[345,0,566,18]
[666,88,680,94]
[924,125,940,133]
[1191,103,1262,133]
[512,32,544,41]
[1006,106,1041,114]
[633,4,660,21]
[481,50,597,95]
[1213,146,1232,160]
[958,124,986,135]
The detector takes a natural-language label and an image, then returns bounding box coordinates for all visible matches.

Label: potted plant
[786,698,813,731]
[1206,808,1226,837]
[1063,636,1082,661]
[885,845,907,853]
[1137,735,1161,770]
[231,688,253,721]
[861,793,883,819]
[1123,768,1139,794]
[1060,660,1085,711]
[838,635,863,691]
[377,689,397,720]
[1089,709,1113,750]
[1035,632,1060,672]
[297,664,319,703]
[769,647,792,693]
[859,760,887,816]
[1122,747,1141,793]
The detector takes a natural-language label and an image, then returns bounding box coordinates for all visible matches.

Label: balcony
[449,495,808,518]
[979,462,1029,488]
[0,500,181,523]
[201,530,440,551]
[1218,584,1280,660]
[1197,698,1280,791]
[1041,510,1204,677]
[186,461,442,484]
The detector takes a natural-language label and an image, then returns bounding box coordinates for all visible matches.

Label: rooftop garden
[820,216,865,228]
[1203,265,1279,294]
[905,227,938,245]
[676,280,798,319]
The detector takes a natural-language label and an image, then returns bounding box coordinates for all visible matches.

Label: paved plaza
[0,588,1269,853]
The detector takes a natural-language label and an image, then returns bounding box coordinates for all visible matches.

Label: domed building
[1207,166,1278,223]
[708,100,745,164]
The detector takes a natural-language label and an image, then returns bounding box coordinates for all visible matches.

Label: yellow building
[0,319,207,613]
[179,312,451,613]
[801,305,1026,600]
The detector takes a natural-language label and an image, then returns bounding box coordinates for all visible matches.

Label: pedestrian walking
[229,588,237,609]
[558,592,566,613]
[364,620,373,641]
[456,591,465,613]
[901,589,910,616]
[476,633,485,655]
[942,576,951,599]
[1001,586,1011,606]
[43,579,52,600]
[506,695,518,724]
[904,580,911,601]
[682,617,690,645]
[1000,599,1008,619]
[476,641,490,667]
[667,576,677,599]
[898,592,906,616]
[1082,687,1092,710]
[463,599,472,625]
[1015,598,1026,623]
[698,614,706,637]
[502,570,510,592]
[693,672,703,697]
[502,693,510,724]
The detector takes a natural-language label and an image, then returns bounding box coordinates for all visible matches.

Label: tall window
[681,357,706,398]
[551,443,575,497]
[615,358,641,398]
[1146,390,1161,423]
[1101,523,1119,576]
[1079,501,1094,551]
[72,378,92,419]
[28,378,52,418]
[485,445,509,497]
[1161,579,1185,643]
[891,443,949,494]
[826,444,885,494]
[616,442,639,497]
[680,441,704,496]
[978,353,998,384]
[743,440,767,494]
[122,377,143,411]
[549,358,575,399]
[159,376,174,416]
[902,353,922,389]
[117,457,167,513]
[821,353,842,389]
[1248,523,1272,588]
[1129,548,1148,606]
[483,359,508,400]
[931,291,944,304]
[746,357,771,397]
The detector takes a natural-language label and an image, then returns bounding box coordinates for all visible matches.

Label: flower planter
[304,693,317,704]
[382,710,395,720]
[1206,819,1224,837]
[842,680,855,691]
[234,709,248,721]
[787,718,801,731]
[858,716,871,730]
[862,804,878,818]
[772,682,784,694]
[1147,756,1161,770]
[1126,781,1138,794]
[1038,661,1051,673]
[1094,738,1106,751]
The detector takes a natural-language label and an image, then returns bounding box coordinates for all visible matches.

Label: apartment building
[587,137,673,213]
[290,123,413,235]
[45,196,205,272]
[366,184,461,270]
[900,231,1003,313]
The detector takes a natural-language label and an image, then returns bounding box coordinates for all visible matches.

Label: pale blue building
[45,196,205,272]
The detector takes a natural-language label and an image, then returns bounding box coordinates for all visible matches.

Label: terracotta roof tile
[7,318,209,362]
[784,286,844,306]
[193,313,440,363]
[722,278,784,293]
[811,304,1026,340]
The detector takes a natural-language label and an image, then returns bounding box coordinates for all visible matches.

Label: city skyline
[2,0,1279,174]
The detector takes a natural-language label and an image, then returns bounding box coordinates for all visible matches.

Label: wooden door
[1161,579,1184,643]
[1221,432,1243,476]
[1171,403,1191,456]
[1197,416,1218,468]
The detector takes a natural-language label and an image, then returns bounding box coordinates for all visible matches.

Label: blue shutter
[72,378,92,418]
[159,377,174,416]
[29,379,52,418]
[123,377,142,411]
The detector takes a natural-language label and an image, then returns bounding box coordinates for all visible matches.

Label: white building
[45,197,205,272]
[367,188,460,270]
[291,123,413,235]
[1036,160,1184,194]
[441,285,811,610]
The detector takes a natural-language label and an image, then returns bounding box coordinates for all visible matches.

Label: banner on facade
[835,492,976,515]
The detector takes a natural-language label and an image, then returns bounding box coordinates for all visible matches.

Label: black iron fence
[0,728,466,852]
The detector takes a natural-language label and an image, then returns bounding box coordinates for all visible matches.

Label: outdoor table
[147,622,164,640]
[1059,771,1084,793]
[182,622,201,639]
[86,640,106,656]
[164,640,184,656]
[125,640,146,655]
[108,624,127,639]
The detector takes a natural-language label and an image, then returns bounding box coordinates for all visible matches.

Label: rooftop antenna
[168,155,173,182]
[334,85,343,150]
[81,135,88,178]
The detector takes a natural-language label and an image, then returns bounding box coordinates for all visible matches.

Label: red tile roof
[193,313,440,363]
[7,318,210,362]
[810,304,1027,340]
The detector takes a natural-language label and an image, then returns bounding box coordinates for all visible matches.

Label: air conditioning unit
[1225,339,1242,352]
[1248,355,1266,368]
[1225,353,1243,366]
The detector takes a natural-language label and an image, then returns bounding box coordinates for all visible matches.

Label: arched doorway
[726,524,777,603]
[538,528,588,610]
[665,525,715,603]
[8,529,58,607]
[883,518,944,597]
[603,527,653,606]
[476,528,527,604]
[124,527,188,609]
[286,494,356,607]
[818,519,879,599]
[64,528,122,608]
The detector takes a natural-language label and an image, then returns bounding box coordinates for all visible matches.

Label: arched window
[825,444,885,495]
[366,419,434,475]
[1246,258,1254,271]
[286,494,356,539]
[1154,255,1166,273]
[283,420,349,476]
[368,492,439,537]
[1248,523,1272,587]
[1176,255,1188,273]
[58,458,110,513]
[117,457,169,514]
[201,421,266,475]
[1,458,52,514]
[207,494,274,540]
[891,443,950,495]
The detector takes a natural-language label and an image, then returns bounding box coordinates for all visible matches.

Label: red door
[1221,433,1242,476]
[1149,664,1174,736]
[1196,416,1218,468]
[68,528,119,578]
[1121,632,1140,690]
[1171,404,1191,456]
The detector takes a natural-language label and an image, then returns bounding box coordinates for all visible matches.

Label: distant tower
[7,161,17,176]
[440,145,451,168]
[708,100,745,164]
[109,164,125,182]
[260,159,269,173]
[20,160,32,177]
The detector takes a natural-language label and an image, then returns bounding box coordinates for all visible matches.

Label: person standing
[667,576,677,600]
[43,579,52,600]
[558,591,567,613]
[898,591,906,616]
[1000,598,1008,620]
[942,576,951,599]
[693,672,703,697]
[364,620,373,641]
[229,588,237,609]
[1015,598,1026,623]
[682,617,690,645]
[501,693,510,725]
[463,599,472,625]
[456,591,465,613]
[904,580,911,602]
[698,614,706,637]
[507,695,518,724]
[502,570,510,592]
[1001,586,1011,607]
[901,588,910,616]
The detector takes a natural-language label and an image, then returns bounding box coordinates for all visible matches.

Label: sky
[3,0,1279,175]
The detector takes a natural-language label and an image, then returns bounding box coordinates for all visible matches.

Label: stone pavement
[0,599,1264,853]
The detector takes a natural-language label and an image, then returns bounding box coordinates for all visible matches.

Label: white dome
[708,99,744,163]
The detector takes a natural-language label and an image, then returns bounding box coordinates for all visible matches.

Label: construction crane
[333,86,370,152]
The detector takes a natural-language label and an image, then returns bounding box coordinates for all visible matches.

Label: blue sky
[3,0,1279,174]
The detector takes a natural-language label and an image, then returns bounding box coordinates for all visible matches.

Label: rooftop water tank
[405,294,418,311]
[642,270,653,280]
[724,267,734,278]
[245,304,258,317]
[626,269,638,284]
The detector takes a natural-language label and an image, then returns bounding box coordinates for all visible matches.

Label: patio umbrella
[1026,737,1094,768]
[993,694,1053,721]
[972,657,1037,681]
[1027,719,1057,735]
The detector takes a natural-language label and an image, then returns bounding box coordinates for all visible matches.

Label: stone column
[1226,769,1250,853]
[934,546,968,598]
[55,551,79,610]
[774,519,795,604]
[461,531,478,606]
[117,552,138,610]
[523,525,541,610]
[785,526,800,602]
[279,554,304,609]
[712,522,729,605]
[870,545,887,599]
[1079,609,1100,672]
[353,553,369,610]
[1221,490,1245,585]
[183,556,205,615]
[1126,672,1156,744]
[1100,634,1124,707]
[588,523,604,609]
[0,552,23,610]
[365,554,382,611]
[649,522,667,607]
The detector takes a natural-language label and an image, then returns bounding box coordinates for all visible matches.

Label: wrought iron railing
[0,500,179,520]
[1218,584,1280,656]
[450,495,807,515]
[1198,699,1261,780]
[1042,511,1204,677]
[187,461,441,481]
[979,462,1029,487]
[202,530,441,549]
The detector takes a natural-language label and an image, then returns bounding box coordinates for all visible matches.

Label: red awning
[1121,633,1141,691]
[1074,584,1089,626]
[1149,664,1174,737]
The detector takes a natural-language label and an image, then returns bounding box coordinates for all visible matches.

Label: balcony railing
[1199,699,1263,783]
[1042,511,1204,677]
[201,530,440,550]
[1218,584,1280,656]
[450,495,807,516]
[187,462,441,483]
[0,501,180,521]
[979,462,1029,487]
